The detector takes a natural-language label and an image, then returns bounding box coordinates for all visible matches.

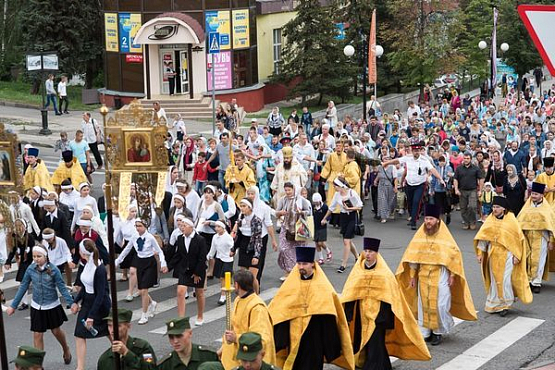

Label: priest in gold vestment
[534,157,555,272]
[516,182,555,294]
[342,237,430,370]
[220,270,276,370]
[321,141,347,214]
[51,150,88,189]
[269,247,354,370]
[474,196,533,316]
[225,150,256,205]
[343,149,361,197]
[396,204,476,346]
[23,147,54,192]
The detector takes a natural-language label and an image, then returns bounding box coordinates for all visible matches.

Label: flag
[491,7,498,94]
[368,9,377,84]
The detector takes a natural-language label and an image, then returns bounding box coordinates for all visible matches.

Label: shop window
[119,0,141,11]
[103,0,118,11]
[144,0,171,11]
[174,0,203,10]
[231,0,249,7]
[249,6,257,46]
[273,28,282,75]
[120,55,144,93]
[205,0,230,9]
[233,50,248,88]
[251,48,258,85]
[105,52,121,91]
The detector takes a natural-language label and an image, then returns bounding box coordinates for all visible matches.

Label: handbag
[354,212,365,236]
[295,215,314,241]
[285,230,296,242]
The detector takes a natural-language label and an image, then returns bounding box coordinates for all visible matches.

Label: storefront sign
[205,10,231,50]
[119,13,142,53]
[105,13,119,52]
[151,24,177,40]
[232,9,250,49]
[207,51,232,90]
[126,54,143,63]
[496,58,518,89]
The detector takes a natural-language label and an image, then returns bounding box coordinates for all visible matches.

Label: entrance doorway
[160,46,190,96]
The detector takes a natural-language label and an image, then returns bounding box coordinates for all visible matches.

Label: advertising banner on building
[105,13,119,52]
[232,9,250,49]
[496,58,518,90]
[119,13,143,53]
[207,51,232,90]
[205,10,231,50]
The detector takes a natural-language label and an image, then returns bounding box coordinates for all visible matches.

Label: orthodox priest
[321,140,347,214]
[517,182,555,293]
[396,204,477,346]
[23,147,54,192]
[51,150,88,189]
[474,196,533,316]
[535,157,555,205]
[341,237,430,370]
[268,247,354,370]
[225,150,256,205]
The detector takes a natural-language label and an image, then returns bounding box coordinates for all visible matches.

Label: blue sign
[209,32,220,54]
[119,13,132,53]
[335,23,345,40]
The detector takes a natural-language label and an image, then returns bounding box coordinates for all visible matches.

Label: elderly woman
[503,164,526,215]
[374,158,397,223]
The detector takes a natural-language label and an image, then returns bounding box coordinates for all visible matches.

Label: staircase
[140,96,218,120]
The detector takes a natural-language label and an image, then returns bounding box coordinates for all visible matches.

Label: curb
[0,100,41,110]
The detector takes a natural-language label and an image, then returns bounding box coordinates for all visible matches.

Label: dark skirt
[16,261,32,282]
[30,305,68,332]
[213,258,234,279]
[133,255,158,290]
[74,293,109,339]
[56,262,68,274]
[340,211,356,240]
[74,264,84,287]
[199,232,215,251]
[120,244,136,269]
[314,228,328,243]
[236,231,258,268]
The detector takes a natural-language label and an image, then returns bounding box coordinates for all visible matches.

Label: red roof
[156,12,205,42]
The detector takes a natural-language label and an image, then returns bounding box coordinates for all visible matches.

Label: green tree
[271,0,354,104]
[0,0,24,80]
[18,0,103,88]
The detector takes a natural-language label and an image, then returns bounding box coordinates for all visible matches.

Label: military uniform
[231,332,281,370]
[97,308,157,370]
[157,317,219,370]
[11,345,45,369]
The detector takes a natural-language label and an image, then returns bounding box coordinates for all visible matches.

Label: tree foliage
[0,0,24,79]
[271,0,354,103]
[17,0,103,87]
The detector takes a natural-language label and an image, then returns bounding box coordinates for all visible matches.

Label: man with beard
[341,238,430,369]
[474,196,533,316]
[270,147,307,203]
[535,157,555,204]
[51,150,88,190]
[383,142,445,230]
[23,147,54,192]
[225,150,256,205]
[517,182,555,293]
[269,247,354,370]
[396,204,477,345]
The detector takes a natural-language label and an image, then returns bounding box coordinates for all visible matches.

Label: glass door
[179,50,189,94]
[160,50,175,95]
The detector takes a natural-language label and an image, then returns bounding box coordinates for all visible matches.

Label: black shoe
[373,215,380,220]
[64,111,69,114]
[337,266,346,273]
[499,309,508,317]
[17,303,29,311]
[411,225,417,230]
[431,334,442,346]
[424,335,432,342]
[446,214,451,225]
[532,286,541,294]
[55,112,62,116]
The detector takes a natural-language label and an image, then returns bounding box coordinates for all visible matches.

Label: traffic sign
[518,5,555,76]
[209,32,220,54]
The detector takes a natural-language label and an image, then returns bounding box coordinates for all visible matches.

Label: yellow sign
[155,172,167,207]
[129,13,143,53]
[118,172,132,220]
[205,10,231,51]
[232,9,250,49]
[105,13,119,52]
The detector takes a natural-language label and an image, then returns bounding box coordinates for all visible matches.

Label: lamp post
[99,104,122,370]
[374,44,384,99]
[478,40,509,99]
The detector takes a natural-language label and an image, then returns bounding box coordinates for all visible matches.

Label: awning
[134,12,205,45]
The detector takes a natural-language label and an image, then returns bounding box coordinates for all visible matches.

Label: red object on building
[126,54,143,63]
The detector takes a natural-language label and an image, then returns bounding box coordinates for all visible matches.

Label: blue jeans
[406,183,425,226]
[219,169,227,192]
[195,180,206,195]
[45,93,59,114]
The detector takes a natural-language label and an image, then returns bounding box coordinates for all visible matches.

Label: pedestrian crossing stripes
[437,316,545,370]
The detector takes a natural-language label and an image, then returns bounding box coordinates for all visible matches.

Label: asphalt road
[2,147,555,369]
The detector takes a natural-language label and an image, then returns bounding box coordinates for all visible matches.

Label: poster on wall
[162,52,173,82]
[232,9,250,49]
[119,13,143,53]
[496,58,518,90]
[207,51,232,90]
[205,10,231,50]
[105,13,119,52]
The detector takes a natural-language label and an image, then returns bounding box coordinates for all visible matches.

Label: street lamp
[343,45,355,57]
[376,45,384,59]
[500,43,509,52]
[478,40,488,50]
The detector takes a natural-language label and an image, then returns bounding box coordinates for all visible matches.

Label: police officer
[157,317,219,369]
[11,345,45,370]
[197,333,280,370]
[97,308,157,369]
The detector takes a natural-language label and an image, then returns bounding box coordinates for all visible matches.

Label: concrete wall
[256,12,297,82]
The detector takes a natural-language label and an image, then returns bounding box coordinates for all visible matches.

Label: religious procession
[2,74,555,370]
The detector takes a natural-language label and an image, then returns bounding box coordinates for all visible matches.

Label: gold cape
[473,212,533,305]
[344,160,361,197]
[51,158,88,188]
[268,264,355,370]
[320,151,347,213]
[224,165,256,205]
[517,198,555,279]
[535,172,555,205]
[23,159,54,192]
[395,222,477,323]
[341,254,430,367]
[221,293,277,370]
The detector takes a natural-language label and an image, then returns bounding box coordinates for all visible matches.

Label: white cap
[76,219,92,227]
[181,218,194,227]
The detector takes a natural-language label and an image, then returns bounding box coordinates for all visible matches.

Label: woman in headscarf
[180,137,197,185]
[195,184,226,254]
[167,193,193,234]
[254,144,275,203]
[80,205,108,247]
[71,182,99,231]
[275,182,312,280]
[503,164,526,215]
[165,165,180,195]
[5,218,35,310]
[375,156,397,223]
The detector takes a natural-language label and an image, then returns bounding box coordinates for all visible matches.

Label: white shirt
[60,190,80,212]
[238,214,254,236]
[398,155,433,186]
[116,231,167,268]
[43,237,72,267]
[46,208,59,223]
[253,201,273,238]
[82,120,98,144]
[185,191,201,220]
[293,143,315,171]
[10,202,40,236]
[329,189,363,214]
[208,232,234,262]
[407,105,422,119]
[71,196,100,230]
[57,81,67,96]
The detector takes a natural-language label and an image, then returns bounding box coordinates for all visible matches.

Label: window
[273,28,282,75]
[144,0,172,11]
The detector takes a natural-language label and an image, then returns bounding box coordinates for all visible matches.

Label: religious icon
[0,141,16,185]
[124,131,152,165]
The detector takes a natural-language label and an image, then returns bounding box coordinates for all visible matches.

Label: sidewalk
[0,103,215,148]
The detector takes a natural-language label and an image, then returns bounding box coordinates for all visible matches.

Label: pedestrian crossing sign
[209,32,220,54]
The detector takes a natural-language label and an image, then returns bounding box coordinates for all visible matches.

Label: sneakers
[138,314,149,325]
[337,266,346,273]
[132,291,140,298]
[430,334,442,346]
[218,296,226,305]
[326,250,333,263]
[195,319,204,326]
[125,295,134,302]
[147,300,157,317]
[185,291,189,300]
[469,224,477,230]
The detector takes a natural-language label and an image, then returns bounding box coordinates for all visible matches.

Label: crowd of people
[3,77,555,369]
